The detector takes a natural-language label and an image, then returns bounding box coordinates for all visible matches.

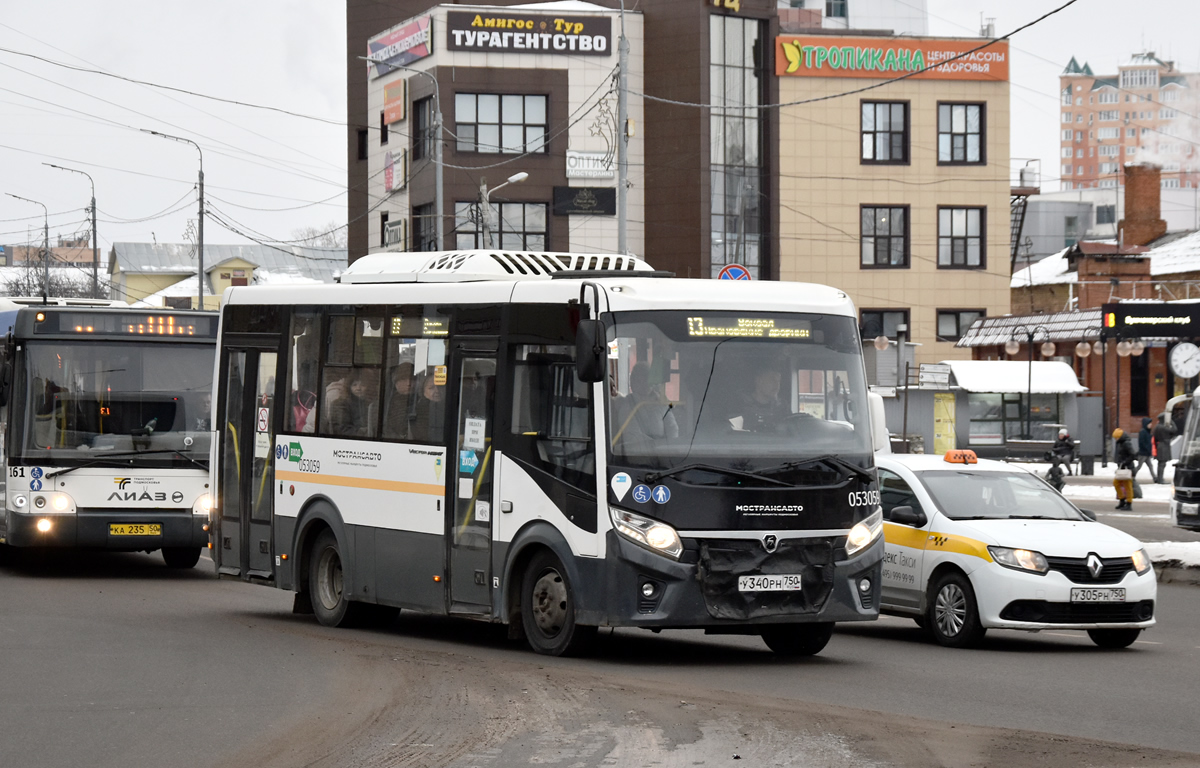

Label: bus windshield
[18,341,214,463]
[606,311,871,473]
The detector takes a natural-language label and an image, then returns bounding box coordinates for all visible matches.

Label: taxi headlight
[988,546,1049,574]
[192,493,213,516]
[1131,548,1152,575]
[610,506,682,560]
[845,509,883,557]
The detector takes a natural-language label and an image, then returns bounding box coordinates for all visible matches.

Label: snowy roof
[1010,247,1075,288]
[1124,52,1166,68]
[956,309,1101,348]
[944,360,1087,394]
[1148,229,1200,276]
[110,242,344,284]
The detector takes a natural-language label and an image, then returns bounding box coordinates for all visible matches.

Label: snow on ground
[1144,541,1200,568]
[1058,483,1174,502]
[1008,460,1176,483]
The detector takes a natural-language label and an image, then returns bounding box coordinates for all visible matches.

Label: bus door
[217,344,278,581]
[448,342,497,614]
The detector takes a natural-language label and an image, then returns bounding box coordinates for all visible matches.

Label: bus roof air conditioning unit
[338,249,658,284]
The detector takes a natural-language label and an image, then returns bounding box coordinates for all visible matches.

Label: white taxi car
[875,450,1156,649]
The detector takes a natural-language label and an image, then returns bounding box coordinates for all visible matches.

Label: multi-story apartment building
[1059,52,1199,191]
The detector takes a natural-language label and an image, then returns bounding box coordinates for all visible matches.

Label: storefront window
[968,392,1061,444]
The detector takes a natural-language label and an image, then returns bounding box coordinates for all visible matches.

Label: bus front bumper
[4,508,207,550]
[599,531,883,628]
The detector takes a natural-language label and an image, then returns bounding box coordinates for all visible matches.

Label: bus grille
[696,538,837,620]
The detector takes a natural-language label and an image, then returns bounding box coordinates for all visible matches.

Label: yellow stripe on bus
[882,522,993,562]
[276,469,444,496]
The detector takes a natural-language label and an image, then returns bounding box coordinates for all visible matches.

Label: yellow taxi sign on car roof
[944,449,978,464]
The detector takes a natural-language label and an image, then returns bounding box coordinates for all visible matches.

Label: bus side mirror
[0,360,11,407]
[575,319,606,383]
[868,391,889,454]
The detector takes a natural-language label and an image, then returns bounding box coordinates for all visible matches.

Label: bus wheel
[760,623,834,656]
[521,551,595,656]
[162,547,201,569]
[309,530,366,628]
[1087,628,1141,649]
[927,572,986,648]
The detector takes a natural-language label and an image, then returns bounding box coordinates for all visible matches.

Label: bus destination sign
[686,316,811,339]
[35,312,216,337]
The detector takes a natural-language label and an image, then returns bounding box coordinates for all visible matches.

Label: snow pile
[1144,541,1200,568]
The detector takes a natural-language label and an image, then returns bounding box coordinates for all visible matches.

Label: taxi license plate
[1070,587,1125,603]
[738,574,802,592]
[109,523,162,537]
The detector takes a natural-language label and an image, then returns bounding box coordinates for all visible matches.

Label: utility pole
[45,163,98,297]
[7,193,48,303]
[143,130,204,308]
[617,0,629,255]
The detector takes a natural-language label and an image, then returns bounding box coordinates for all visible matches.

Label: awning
[944,360,1087,394]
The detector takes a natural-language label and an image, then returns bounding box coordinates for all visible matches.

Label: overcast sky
[0,0,1195,259]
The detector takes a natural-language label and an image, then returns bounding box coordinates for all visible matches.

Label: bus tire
[927,571,986,648]
[162,546,201,569]
[520,550,595,656]
[309,529,367,628]
[760,622,834,656]
[1087,628,1141,649]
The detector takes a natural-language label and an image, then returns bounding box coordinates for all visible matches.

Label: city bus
[211,250,885,655]
[1171,387,1200,530]
[0,300,217,568]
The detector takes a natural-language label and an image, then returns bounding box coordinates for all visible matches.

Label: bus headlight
[51,493,72,512]
[845,509,883,557]
[610,506,683,560]
[193,494,213,516]
[1131,548,1152,575]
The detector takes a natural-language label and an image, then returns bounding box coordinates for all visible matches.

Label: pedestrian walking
[1134,417,1154,481]
[1153,414,1178,484]
[1112,428,1136,510]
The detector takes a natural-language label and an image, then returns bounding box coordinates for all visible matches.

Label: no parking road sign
[717,264,752,281]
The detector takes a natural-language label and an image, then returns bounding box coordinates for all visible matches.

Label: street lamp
[1007,324,1051,440]
[44,163,98,298]
[142,129,204,309]
[6,193,49,303]
[479,172,529,248]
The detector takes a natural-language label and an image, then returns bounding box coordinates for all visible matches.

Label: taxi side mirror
[1078,508,1097,521]
[889,505,927,527]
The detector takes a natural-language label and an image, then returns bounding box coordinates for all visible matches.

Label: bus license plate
[109,523,162,537]
[738,574,802,592]
[1070,587,1125,603]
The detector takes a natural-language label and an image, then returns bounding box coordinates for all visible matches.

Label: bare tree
[290,222,348,249]
[1,263,107,299]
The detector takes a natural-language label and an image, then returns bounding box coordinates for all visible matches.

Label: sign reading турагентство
[775,36,1009,81]
[447,11,611,55]
[1102,302,1200,339]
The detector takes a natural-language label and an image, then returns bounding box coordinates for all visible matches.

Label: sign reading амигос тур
[775,36,1009,81]
[446,11,611,55]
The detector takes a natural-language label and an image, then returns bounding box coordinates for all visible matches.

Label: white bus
[0,301,216,567]
[211,251,885,655]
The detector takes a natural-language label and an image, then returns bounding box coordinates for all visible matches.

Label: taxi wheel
[928,572,986,648]
[761,622,834,656]
[1087,628,1141,649]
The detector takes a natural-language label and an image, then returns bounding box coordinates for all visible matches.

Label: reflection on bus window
[383,336,446,443]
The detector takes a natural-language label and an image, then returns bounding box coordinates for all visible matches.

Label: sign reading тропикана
[775,36,1009,81]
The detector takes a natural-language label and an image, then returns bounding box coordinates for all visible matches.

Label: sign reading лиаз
[446,11,612,56]
[775,36,1009,81]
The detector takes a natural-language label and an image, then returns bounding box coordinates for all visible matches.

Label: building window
[1127,128,1137,137]
[412,203,437,252]
[357,129,368,161]
[1100,162,1119,174]
[1096,204,1116,225]
[379,211,389,249]
[1061,112,1073,123]
[1160,108,1179,120]
[1126,146,1137,156]
[1098,110,1119,121]
[710,14,766,279]
[861,102,908,164]
[936,310,984,342]
[1061,88,1072,106]
[412,97,433,161]
[938,207,984,269]
[826,0,847,18]
[1097,127,1119,139]
[1061,129,1073,140]
[1120,68,1158,89]
[860,309,909,340]
[380,112,388,146]
[455,201,547,250]
[860,206,908,268]
[1099,144,1120,156]
[1064,215,1079,247]
[937,103,983,164]
[455,93,547,154]
[1162,88,1178,102]
[1098,89,1118,104]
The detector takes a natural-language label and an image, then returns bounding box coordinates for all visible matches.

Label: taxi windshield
[919,470,1085,521]
[605,311,872,477]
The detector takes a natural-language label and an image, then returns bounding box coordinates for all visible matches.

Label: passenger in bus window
[732,367,789,432]
[194,392,212,431]
[383,362,415,439]
[616,362,678,443]
[411,373,445,442]
[327,369,373,437]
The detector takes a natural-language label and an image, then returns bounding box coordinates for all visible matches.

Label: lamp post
[44,163,98,298]
[142,130,203,309]
[1006,325,1052,440]
[1076,328,1106,466]
[6,193,48,303]
[478,172,529,248]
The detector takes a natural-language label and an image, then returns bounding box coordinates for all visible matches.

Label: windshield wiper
[759,454,874,484]
[642,462,793,488]
[45,449,205,479]
[1005,514,1065,520]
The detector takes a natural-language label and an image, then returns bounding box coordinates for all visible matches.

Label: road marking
[1134,639,1162,645]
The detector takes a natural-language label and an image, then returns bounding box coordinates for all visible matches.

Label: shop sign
[566,150,614,179]
[1103,302,1200,339]
[553,187,615,216]
[447,11,611,56]
[775,36,1009,81]
[368,14,434,79]
[383,80,406,125]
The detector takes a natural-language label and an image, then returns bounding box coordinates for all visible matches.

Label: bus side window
[286,309,321,433]
[510,344,594,482]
